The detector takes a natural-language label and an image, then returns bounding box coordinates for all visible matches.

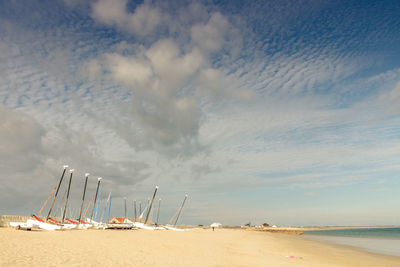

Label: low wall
[0,215,31,228]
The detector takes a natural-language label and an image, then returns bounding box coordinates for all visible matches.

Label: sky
[0,0,399,226]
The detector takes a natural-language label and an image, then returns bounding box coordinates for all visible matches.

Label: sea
[303,228,400,257]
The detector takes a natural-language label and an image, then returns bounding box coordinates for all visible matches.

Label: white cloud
[145,39,205,93]
[91,0,163,37]
[106,53,153,88]
[89,5,246,155]
[191,12,231,53]
[126,3,162,36]
[92,0,127,26]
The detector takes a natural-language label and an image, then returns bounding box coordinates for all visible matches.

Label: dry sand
[1,227,399,267]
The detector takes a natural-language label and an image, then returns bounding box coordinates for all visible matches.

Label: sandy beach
[1,227,399,267]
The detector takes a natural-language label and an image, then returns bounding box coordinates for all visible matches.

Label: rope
[38,188,55,216]
[83,195,95,219]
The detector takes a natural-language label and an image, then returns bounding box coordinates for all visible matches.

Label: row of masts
[41,166,102,225]
[39,165,187,227]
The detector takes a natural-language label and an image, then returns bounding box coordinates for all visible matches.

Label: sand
[1,227,399,266]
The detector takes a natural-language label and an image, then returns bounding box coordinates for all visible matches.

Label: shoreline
[1,227,400,266]
[253,226,400,257]
[258,225,400,231]
[303,234,400,257]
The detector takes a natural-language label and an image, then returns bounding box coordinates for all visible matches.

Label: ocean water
[304,228,400,257]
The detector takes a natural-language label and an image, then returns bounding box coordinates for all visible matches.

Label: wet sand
[1,227,399,266]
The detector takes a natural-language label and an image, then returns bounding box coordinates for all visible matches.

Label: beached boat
[24,215,62,231]
[133,221,164,230]
[133,186,165,230]
[164,194,189,231]
[164,225,187,231]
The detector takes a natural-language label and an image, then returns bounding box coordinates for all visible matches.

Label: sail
[137,201,150,221]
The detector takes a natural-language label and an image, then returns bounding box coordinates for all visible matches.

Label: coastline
[257,225,400,231]
[1,227,399,266]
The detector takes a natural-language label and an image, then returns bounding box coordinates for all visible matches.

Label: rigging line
[137,201,149,220]
[94,182,103,220]
[46,166,68,221]
[78,173,89,223]
[53,185,68,219]
[174,194,188,226]
[90,177,102,222]
[83,195,95,219]
[144,186,158,224]
[168,208,180,225]
[61,169,74,224]
[100,191,111,223]
[156,198,161,226]
[38,187,55,216]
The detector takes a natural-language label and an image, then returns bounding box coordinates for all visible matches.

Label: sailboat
[133,186,165,230]
[86,177,105,229]
[10,166,71,230]
[42,168,78,230]
[164,194,189,231]
[11,167,88,231]
[10,167,190,232]
[58,169,78,229]
[76,173,91,230]
[11,216,62,231]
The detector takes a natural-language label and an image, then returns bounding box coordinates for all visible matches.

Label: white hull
[77,223,92,229]
[10,221,37,230]
[164,225,187,231]
[27,219,61,231]
[85,219,102,228]
[133,222,165,230]
[60,223,77,230]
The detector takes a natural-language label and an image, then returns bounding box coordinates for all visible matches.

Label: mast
[156,198,161,226]
[61,169,74,224]
[90,177,102,222]
[94,182,102,219]
[107,191,112,223]
[144,186,158,224]
[46,165,68,221]
[174,194,188,226]
[134,200,137,222]
[124,197,127,222]
[139,201,142,215]
[78,173,89,224]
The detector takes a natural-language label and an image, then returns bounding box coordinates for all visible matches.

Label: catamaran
[133,186,165,230]
[11,166,87,230]
[10,166,190,232]
[164,194,189,231]
[16,166,71,230]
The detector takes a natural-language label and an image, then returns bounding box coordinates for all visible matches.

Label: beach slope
[1,228,399,266]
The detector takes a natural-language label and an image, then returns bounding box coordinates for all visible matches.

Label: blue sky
[0,0,399,226]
